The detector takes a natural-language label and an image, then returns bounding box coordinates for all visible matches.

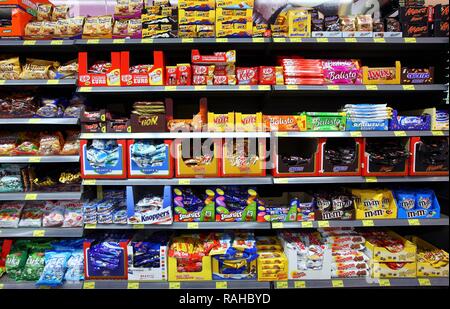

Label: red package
[193,65,214,76]
[193,75,208,85]
[213,75,236,85]
[236,67,259,85]
[176,64,192,86]
[214,64,235,76]
[166,66,177,86]
[284,77,325,85]
[259,66,277,85]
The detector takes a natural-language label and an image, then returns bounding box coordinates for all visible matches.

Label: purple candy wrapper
[323,60,362,85]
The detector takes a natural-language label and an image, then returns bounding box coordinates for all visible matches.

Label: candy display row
[72,186,443,227]
[0,164,81,193]
[1,1,448,39]
[0,57,77,80]
[1,230,446,285]
[76,50,439,87]
[79,136,449,179]
[0,201,83,228]
[0,131,79,156]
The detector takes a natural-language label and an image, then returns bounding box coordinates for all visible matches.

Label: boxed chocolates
[208,112,235,132]
[235,112,263,132]
[214,187,260,222]
[78,52,121,87]
[131,99,173,133]
[371,261,417,278]
[257,192,296,222]
[126,186,173,225]
[257,237,288,281]
[221,138,266,177]
[127,140,173,179]
[318,138,363,176]
[409,137,449,176]
[173,187,215,222]
[406,236,449,277]
[273,138,320,177]
[394,189,440,219]
[120,51,165,86]
[364,230,417,262]
[351,189,397,220]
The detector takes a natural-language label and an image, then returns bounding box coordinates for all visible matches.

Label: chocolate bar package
[434,20,449,37]
[324,16,340,32]
[434,4,449,21]
[400,6,430,24]
[386,18,401,32]
[401,67,434,84]
[403,22,431,37]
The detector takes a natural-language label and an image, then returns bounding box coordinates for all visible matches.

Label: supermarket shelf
[84,222,271,230]
[0,278,82,289]
[0,156,79,163]
[273,131,449,138]
[80,132,270,139]
[0,228,84,238]
[0,192,82,201]
[0,79,77,86]
[273,176,449,184]
[273,84,448,92]
[77,85,271,93]
[82,177,273,186]
[271,215,450,229]
[274,278,449,289]
[82,280,271,289]
[0,39,75,47]
[0,118,79,125]
[76,38,271,46]
[272,37,449,44]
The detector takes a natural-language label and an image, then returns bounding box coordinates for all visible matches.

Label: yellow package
[406,236,449,277]
[83,16,113,39]
[288,9,311,37]
[37,3,53,21]
[178,0,215,10]
[208,112,235,132]
[235,113,263,132]
[216,8,252,23]
[19,58,60,80]
[0,57,21,80]
[216,0,254,9]
[371,262,417,278]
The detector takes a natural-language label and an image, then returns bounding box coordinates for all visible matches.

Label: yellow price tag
[83,282,96,289]
[301,221,313,228]
[408,219,421,226]
[394,131,407,137]
[127,282,140,289]
[286,85,299,90]
[405,38,417,43]
[24,40,36,45]
[274,38,287,43]
[252,38,265,43]
[276,281,288,289]
[51,40,64,45]
[165,86,177,91]
[47,80,60,85]
[216,282,228,289]
[350,132,362,137]
[276,132,289,137]
[374,38,385,43]
[133,224,145,229]
[178,179,191,185]
[318,221,330,228]
[187,222,199,229]
[0,80,5,85]
[32,230,45,237]
[79,87,92,93]
[345,38,357,43]
[169,282,181,289]
[87,39,99,44]
[141,38,154,44]
[272,222,284,229]
[182,38,194,43]
[418,278,431,286]
[195,85,207,91]
[274,178,289,184]
[294,281,306,288]
[403,85,415,91]
[216,38,228,43]
[113,39,125,44]
[85,224,97,229]
[366,85,378,90]
[0,284,4,289]
[25,194,37,201]
[327,85,340,90]
[28,118,40,124]
[432,131,444,136]
[317,38,328,42]
[258,85,271,91]
[362,220,375,227]
[239,85,252,90]
[379,279,391,287]
[84,179,97,185]
[39,285,51,289]
[290,38,302,43]
[332,280,344,288]
[29,157,41,163]
[365,177,378,183]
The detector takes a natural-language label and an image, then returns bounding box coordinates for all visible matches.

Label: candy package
[19,59,60,80]
[52,5,70,21]
[5,246,28,281]
[38,132,64,155]
[60,131,80,155]
[0,202,25,228]
[21,249,46,281]
[0,57,21,80]
[37,4,53,21]
[83,16,113,39]
[0,164,23,193]
[42,202,65,227]
[54,17,85,38]
[173,187,215,222]
[19,203,44,227]
[36,250,72,287]
[65,250,84,281]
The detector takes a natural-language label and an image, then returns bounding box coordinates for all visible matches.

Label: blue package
[36,251,72,287]
[395,189,440,219]
[395,191,416,210]
[64,250,84,281]
[346,118,389,131]
[389,110,431,131]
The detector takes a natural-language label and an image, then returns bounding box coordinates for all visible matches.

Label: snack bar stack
[178,0,216,38]
[362,230,417,278]
[279,58,324,85]
[256,236,288,281]
[191,49,236,85]
[319,228,370,279]
[279,231,332,280]
[142,0,178,38]
[216,0,254,38]
[343,104,393,131]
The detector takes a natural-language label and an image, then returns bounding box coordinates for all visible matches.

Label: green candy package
[5,249,28,280]
[20,250,46,281]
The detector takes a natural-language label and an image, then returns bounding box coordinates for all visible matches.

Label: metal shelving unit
[0,228,84,238]
[77,85,271,93]
[0,156,79,163]
[273,131,449,138]
[0,278,83,289]
[80,132,270,139]
[82,280,271,289]
[84,222,271,230]
[82,177,273,186]
[273,84,448,92]
[0,118,79,125]
[273,278,449,289]
[271,215,450,229]
[0,192,82,201]
[0,79,77,86]
[272,176,449,184]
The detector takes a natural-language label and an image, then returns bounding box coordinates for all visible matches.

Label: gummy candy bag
[20,250,45,281]
[36,250,71,287]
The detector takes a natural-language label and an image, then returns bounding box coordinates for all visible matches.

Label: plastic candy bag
[36,251,71,287]
[64,250,84,281]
